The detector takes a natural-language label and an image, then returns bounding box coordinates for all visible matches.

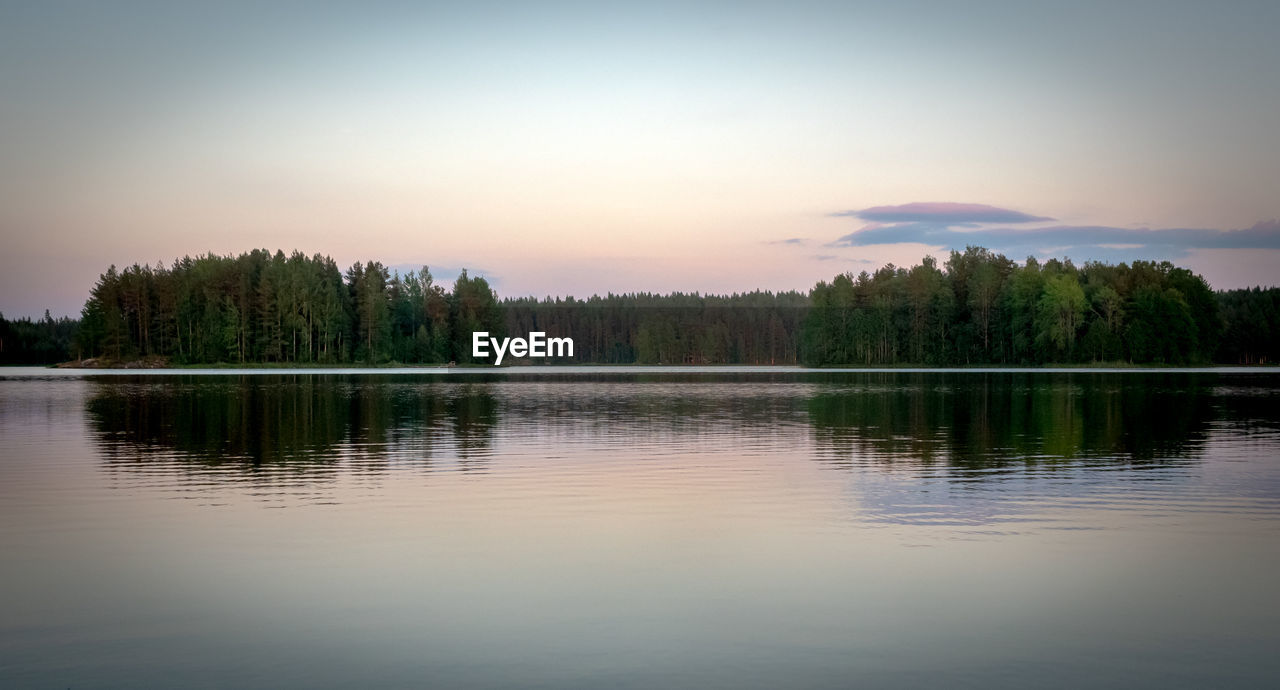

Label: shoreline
[2,363,1276,378]
[33,357,1278,371]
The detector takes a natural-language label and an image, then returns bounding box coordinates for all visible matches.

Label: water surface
[2,369,1278,688]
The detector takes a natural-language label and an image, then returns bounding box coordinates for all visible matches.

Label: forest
[0,311,79,365]
[802,247,1251,366]
[0,247,1276,367]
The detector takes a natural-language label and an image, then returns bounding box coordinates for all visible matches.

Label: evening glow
[2,1,1278,317]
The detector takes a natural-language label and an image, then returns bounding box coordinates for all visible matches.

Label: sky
[1,0,1278,318]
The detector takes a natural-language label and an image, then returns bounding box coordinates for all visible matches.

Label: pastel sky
[2,1,1278,318]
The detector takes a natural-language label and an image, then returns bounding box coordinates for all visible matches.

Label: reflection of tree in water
[87,371,1274,487]
[447,385,499,467]
[88,376,499,478]
[89,377,346,472]
[484,380,809,453]
[808,372,1218,474]
[801,372,1269,530]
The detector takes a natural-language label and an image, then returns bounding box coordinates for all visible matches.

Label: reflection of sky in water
[79,373,1280,533]
[2,371,1280,688]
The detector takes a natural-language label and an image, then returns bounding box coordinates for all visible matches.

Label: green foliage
[71,250,454,365]
[67,250,809,366]
[450,270,503,364]
[1036,274,1086,356]
[0,310,78,364]
[505,290,807,364]
[801,250,1233,367]
[1217,286,1280,364]
[1126,286,1195,364]
[9,246,1275,367]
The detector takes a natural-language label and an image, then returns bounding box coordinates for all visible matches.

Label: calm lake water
[2,367,1278,688]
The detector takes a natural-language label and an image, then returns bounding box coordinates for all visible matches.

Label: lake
[2,367,1278,688]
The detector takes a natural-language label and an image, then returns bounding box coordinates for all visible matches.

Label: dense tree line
[802,247,1232,366]
[65,249,807,366]
[73,250,501,365]
[503,291,807,364]
[1217,287,1280,364]
[1,247,1276,367]
[0,311,79,364]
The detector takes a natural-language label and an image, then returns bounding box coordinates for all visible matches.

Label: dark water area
[2,369,1279,688]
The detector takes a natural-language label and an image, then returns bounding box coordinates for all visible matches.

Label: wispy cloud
[833,220,1280,252]
[766,237,808,245]
[831,202,1052,225]
[828,203,1280,262]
